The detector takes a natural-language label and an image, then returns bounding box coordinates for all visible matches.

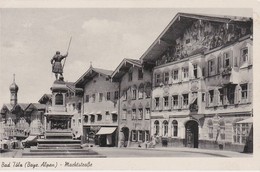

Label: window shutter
[218,54,222,73]
[205,92,209,107]
[169,71,172,84]
[240,50,243,67]
[215,57,218,75]
[152,99,156,111]
[170,96,173,110]
[229,50,233,67]
[205,61,209,77]
[179,69,182,81]
[159,97,163,111]
[223,87,228,105]
[248,46,252,66]
[234,85,238,104]
[178,95,182,109]
[248,83,252,103]
[142,131,145,142]
[213,90,218,106]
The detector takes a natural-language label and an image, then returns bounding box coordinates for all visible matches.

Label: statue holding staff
[51,37,72,80]
[51,51,68,80]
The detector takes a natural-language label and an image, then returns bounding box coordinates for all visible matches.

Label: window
[128,72,132,82]
[219,120,225,140]
[145,131,150,142]
[138,108,143,120]
[123,90,127,101]
[138,131,143,141]
[186,39,190,44]
[73,119,76,126]
[241,47,248,64]
[183,94,189,108]
[132,109,136,120]
[162,120,168,137]
[209,90,214,104]
[55,93,63,105]
[173,70,178,80]
[85,95,89,103]
[72,103,76,110]
[77,102,81,111]
[145,108,150,119]
[233,123,250,144]
[132,130,137,141]
[138,89,144,99]
[90,115,95,123]
[99,93,103,102]
[155,97,160,108]
[183,68,189,79]
[227,85,235,104]
[164,72,169,84]
[154,120,159,135]
[202,93,205,102]
[105,111,110,120]
[241,84,248,103]
[164,96,169,108]
[97,114,102,121]
[138,69,143,80]
[172,120,178,137]
[107,92,111,101]
[223,52,231,67]
[84,116,88,123]
[92,94,96,103]
[112,114,117,122]
[172,95,178,109]
[132,89,137,100]
[114,91,119,100]
[219,89,224,105]
[208,119,213,139]
[156,73,161,84]
[193,64,198,78]
[208,60,215,75]
[122,110,127,120]
[78,119,81,124]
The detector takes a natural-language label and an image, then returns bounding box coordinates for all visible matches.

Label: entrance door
[185,120,199,148]
[121,127,129,147]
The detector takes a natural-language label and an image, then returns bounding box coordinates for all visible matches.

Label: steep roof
[38,94,52,104]
[111,58,142,81]
[75,66,114,88]
[140,12,252,64]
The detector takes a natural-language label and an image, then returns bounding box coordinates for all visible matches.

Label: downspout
[150,66,154,141]
[117,78,121,148]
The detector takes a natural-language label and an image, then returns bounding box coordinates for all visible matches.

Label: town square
[0,8,253,158]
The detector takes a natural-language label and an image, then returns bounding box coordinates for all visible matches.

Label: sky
[0,8,252,106]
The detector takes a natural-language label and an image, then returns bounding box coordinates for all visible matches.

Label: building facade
[112,59,152,147]
[141,13,253,152]
[75,66,119,147]
[0,77,46,142]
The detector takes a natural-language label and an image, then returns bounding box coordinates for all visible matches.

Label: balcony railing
[222,66,232,76]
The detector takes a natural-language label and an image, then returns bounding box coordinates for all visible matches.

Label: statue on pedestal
[51,51,68,80]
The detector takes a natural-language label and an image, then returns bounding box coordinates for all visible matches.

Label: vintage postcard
[0,0,259,170]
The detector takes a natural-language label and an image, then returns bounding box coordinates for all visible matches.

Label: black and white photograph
[0,1,258,170]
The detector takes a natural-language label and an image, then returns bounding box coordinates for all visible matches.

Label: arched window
[208,119,213,139]
[162,120,168,137]
[219,119,225,140]
[55,93,63,105]
[138,83,144,99]
[154,120,159,135]
[172,120,178,137]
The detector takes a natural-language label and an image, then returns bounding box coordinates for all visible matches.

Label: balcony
[189,104,198,112]
[221,66,232,76]
[221,67,239,85]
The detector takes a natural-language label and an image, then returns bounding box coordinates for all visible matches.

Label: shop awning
[22,135,37,143]
[236,117,253,124]
[96,127,117,135]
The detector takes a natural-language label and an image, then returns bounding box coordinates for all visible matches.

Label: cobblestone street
[0,147,252,158]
